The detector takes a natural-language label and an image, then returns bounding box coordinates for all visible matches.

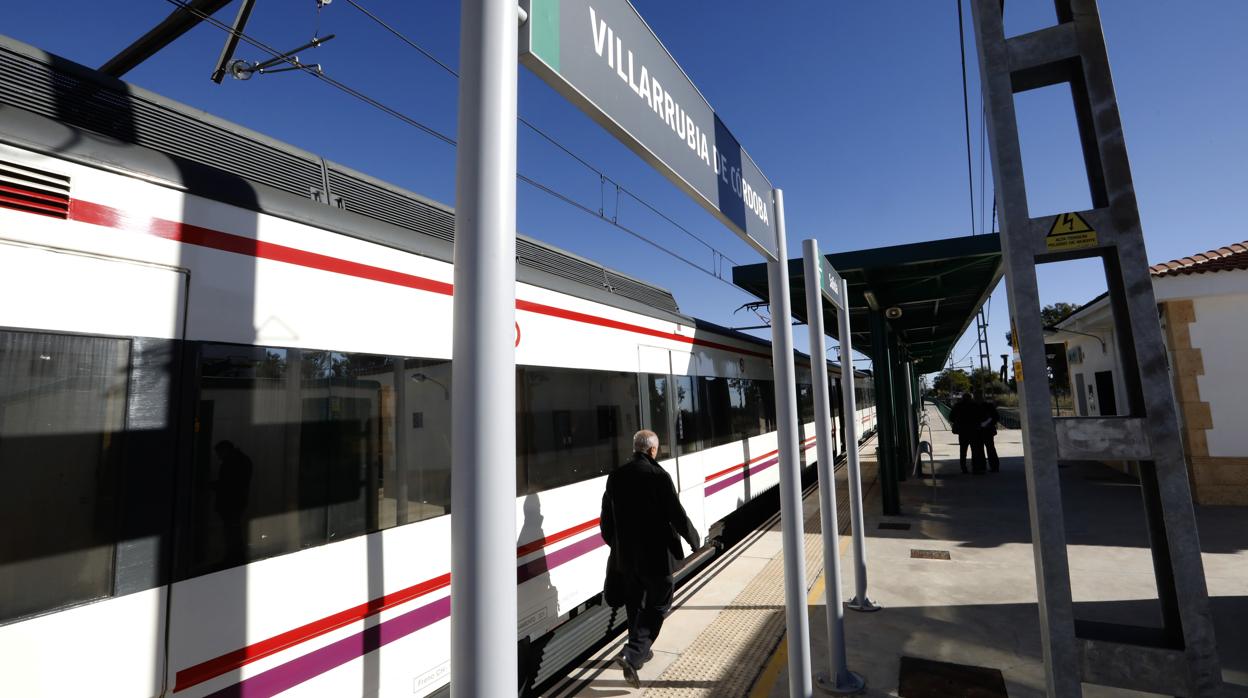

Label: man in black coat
[600,430,700,688]
[977,392,1001,473]
[949,392,987,474]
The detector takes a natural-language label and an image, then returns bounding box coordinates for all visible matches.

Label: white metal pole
[450,0,518,695]
[802,240,865,694]
[767,189,813,698]
[840,277,879,613]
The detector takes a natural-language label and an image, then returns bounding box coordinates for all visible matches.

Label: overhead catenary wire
[339,0,742,269]
[163,0,746,291]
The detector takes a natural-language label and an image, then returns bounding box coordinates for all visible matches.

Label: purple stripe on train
[208,531,607,697]
[704,455,779,496]
[517,533,606,583]
[207,596,451,698]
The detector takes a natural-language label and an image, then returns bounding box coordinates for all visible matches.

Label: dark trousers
[984,433,999,472]
[958,434,986,473]
[622,573,674,668]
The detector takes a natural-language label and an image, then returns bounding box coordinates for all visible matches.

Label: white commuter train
[0,36,875,697]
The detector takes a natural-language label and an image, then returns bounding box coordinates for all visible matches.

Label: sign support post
[519,6,814,695]
[802,239,866,694]
[840,276,878,614]
[768,190,813,698]
[450,1,518,696]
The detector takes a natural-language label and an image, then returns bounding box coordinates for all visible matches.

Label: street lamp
[411,372,449,400]
[1043,324,1107,353]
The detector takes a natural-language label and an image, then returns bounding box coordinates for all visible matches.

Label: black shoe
[639,650,654,666]
[616,654,640,688]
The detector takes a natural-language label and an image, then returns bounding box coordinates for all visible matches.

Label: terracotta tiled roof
[1150,241,1248,278]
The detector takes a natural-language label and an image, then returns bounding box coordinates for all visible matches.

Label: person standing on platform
[600,430,701,688]
[978,392,1001,473]
[950,392,987,474]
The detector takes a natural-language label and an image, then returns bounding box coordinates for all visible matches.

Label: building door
[1075,373,1089,415]
[1094,370,1117,416]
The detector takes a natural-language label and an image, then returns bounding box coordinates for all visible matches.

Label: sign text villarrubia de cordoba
[588,7,771,228]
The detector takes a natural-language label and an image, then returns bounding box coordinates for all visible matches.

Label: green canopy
[731,234,1002,374]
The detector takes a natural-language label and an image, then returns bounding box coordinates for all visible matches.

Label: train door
[0,240,188,697]
[637,347,706,543]
[637,346,680,487]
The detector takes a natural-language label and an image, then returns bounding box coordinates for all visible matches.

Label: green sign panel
[817,258,843,307]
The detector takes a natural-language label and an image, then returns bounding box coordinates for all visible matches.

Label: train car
[0,36,875,697]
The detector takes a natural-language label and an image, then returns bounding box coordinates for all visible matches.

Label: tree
[1004,302,1081,346]
[933,368,971,397]
[969,367,1007,396]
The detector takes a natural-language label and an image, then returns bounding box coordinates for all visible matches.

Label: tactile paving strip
[642,457,876,697]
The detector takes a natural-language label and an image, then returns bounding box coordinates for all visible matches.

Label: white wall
[1154,269,1248,458]
[1187,290,1248,457]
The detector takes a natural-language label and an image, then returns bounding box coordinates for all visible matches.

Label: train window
[190,345,321,573]
[518,367,639,493]
[797,383,816,424]
[400,358,453,522]
[696,376,735,450]
[674,374,699,456]
[728,379,768,440]
[187,345,449,576]
[643,374,672,460]
[0,330,128,623]
[758,379,777,432]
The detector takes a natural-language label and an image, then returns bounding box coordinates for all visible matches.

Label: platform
[552,405,1248,697]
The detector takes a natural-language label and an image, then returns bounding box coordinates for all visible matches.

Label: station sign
[816,257,843,307]
[520,0,779,260]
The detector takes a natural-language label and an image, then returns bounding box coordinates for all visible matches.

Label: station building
[1050,241,1248,505]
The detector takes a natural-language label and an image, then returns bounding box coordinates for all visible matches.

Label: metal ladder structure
[969,1,1222,695]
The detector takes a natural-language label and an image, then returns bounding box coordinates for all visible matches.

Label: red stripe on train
[66,199,771,360]
[703,435,818,483]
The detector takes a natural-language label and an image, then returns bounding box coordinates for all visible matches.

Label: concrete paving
[551,405,1247,696]
[760,405,1248,697]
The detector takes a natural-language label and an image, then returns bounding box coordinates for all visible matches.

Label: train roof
[0,36,684,314]
[0,35,863,375]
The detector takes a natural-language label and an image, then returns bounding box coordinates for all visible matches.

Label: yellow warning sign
[1046,212,1098,252]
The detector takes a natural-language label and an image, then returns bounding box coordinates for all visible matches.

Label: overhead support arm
[100,0,233,77]
[210,0,256,83]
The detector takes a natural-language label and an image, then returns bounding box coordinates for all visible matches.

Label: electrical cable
[162,0,745,291]
[340,0,741,268]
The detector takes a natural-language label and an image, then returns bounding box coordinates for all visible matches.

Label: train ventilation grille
[0,160,70,219]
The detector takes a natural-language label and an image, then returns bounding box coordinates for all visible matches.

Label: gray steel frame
[969,1,1221,695]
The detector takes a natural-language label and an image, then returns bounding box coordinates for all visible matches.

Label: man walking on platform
[950,392,987,474]
[978,392,1001,473]
[601,430,701,688]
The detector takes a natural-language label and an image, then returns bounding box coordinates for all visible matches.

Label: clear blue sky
[5,1,1246,376]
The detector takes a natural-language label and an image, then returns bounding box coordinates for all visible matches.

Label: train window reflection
[518,366,640,493]
[643,374,672,460]
[0,330,128,623]
[186,344,451,577]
